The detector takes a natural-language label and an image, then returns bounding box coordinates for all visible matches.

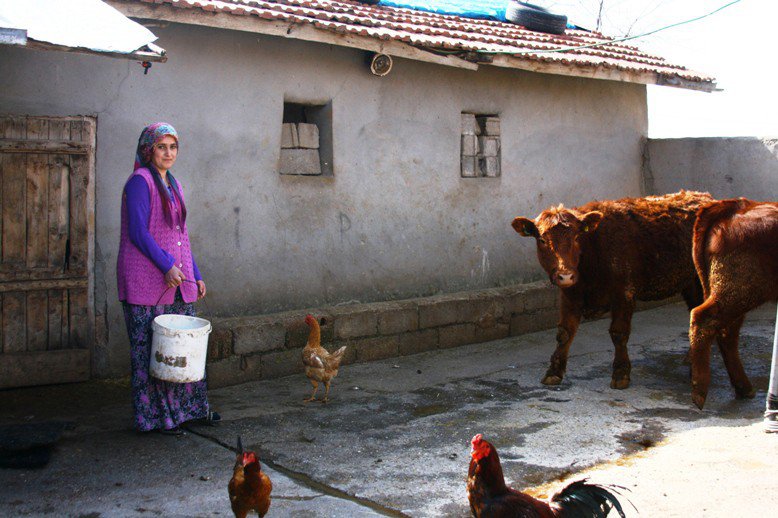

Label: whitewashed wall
[0,22,648,376]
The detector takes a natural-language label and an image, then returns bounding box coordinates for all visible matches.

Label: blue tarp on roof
[378,0,510,21]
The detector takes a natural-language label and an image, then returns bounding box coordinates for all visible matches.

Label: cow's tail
[692,199,745,298]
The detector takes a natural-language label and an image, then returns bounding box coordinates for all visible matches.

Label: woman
[117,122,219,435]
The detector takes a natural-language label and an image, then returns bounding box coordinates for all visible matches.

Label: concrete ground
[1,302,777,517]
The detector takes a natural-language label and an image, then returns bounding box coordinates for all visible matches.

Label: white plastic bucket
[150,314,212,383]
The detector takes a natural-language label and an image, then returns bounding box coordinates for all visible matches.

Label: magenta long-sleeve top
[117,167,201,305]
[124,175,202,281]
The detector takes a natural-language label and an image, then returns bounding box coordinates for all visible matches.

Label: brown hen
[228,436,272,518]
[302,314,347,403]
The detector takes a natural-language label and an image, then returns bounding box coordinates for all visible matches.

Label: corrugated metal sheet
[0,0,159,55]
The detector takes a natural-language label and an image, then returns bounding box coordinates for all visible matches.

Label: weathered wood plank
[25,118,49,140]
[0,349,90,389]
[1,120,27,268]
[62,289,70,349]
[47,289,64,350]
[0,139,91,154]
[70,119,85,142]
[68,156,88,276]
[24,39,167,63]
[26,290,48,351]
[68,287,88,349]
[48,158,69,271]
[5,117,26,139]
[26,154,49,268]
[2,292,26,353]
[0,270,84,283]
[0,278,88,293]
[48,119,71,141]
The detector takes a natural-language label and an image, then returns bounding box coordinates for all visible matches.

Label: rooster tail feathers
[237,436,243,455]
[551,479,629,518]
[332,346,347,360]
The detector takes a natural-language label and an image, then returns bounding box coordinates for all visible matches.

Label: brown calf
[689,198,778,409]
[512,191,712,389]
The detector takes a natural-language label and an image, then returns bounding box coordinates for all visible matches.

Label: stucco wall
[0,23,648,377]
[645,137,778,199]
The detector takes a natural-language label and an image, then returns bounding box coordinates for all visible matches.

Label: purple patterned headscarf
[133,122,186,227]
[134,122,178,171]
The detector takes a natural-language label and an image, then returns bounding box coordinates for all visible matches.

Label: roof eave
[106,0,714,92]
[488,54,717,92]
[22,39,167,63]
[106,0,478,71]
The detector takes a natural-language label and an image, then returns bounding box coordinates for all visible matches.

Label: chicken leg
[320,381,331,404]
[304,379,319,403]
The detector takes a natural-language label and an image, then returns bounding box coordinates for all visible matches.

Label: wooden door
[0,116,95,388]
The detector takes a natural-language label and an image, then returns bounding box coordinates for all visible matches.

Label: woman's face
[151,135,178,173]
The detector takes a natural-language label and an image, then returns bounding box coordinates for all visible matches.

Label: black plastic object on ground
[505,1,568,35]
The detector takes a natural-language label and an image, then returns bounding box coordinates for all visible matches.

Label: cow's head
[512,205,603,288]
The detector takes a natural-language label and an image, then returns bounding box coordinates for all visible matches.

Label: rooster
[467,434,628,517]
[228,436,272,518]
[302,314,347,403]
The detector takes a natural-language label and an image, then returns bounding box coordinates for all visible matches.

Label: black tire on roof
[506,1,568,35]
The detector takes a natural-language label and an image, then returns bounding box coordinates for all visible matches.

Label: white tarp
[0,0,157,53]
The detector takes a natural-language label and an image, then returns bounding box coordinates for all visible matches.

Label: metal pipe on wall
[764,303,778,433]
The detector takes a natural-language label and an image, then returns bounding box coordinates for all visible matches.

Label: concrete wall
[0,23,648,377]
[645,137,778,199]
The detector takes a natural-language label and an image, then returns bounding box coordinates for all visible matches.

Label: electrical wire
[477,0,743,55]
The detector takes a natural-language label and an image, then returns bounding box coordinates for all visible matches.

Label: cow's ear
[581,211,603,233]
[512,217,539,238]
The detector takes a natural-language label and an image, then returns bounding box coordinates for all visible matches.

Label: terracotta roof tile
[118,0,715,88]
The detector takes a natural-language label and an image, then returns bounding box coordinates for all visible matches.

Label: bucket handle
[155,280,210,315]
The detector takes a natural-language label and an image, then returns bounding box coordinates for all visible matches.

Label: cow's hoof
[734,386,756,400]
[541,375,563,386]
[692,392,706,410]
[610,377,630,390]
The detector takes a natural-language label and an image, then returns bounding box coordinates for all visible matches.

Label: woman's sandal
[202,410,221,426]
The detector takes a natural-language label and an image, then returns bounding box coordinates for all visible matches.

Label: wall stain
[339,212,352,243]
[233,206,241,249]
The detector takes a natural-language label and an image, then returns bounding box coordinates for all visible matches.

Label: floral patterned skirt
[122,289,209,432]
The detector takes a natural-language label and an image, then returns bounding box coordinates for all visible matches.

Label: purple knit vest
[117,167,198,305]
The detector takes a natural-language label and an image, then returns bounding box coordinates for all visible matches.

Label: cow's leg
[680,281,704,366]
[715,315,754,400]
[609,294,635,389]
[689,298,719,409]
[542,293,582,385]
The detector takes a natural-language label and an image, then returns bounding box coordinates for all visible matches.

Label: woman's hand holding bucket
[165,265,186,288]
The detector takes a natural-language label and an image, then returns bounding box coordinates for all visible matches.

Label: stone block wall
[205,280,559,388]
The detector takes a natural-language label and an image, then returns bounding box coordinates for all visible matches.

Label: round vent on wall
[369,53,393,77]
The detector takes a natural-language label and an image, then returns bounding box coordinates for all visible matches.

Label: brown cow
[512,191,712,389]
[689,198,778,409]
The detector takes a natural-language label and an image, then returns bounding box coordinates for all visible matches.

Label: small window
[280,101,333,176]
[460,113,500,178]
